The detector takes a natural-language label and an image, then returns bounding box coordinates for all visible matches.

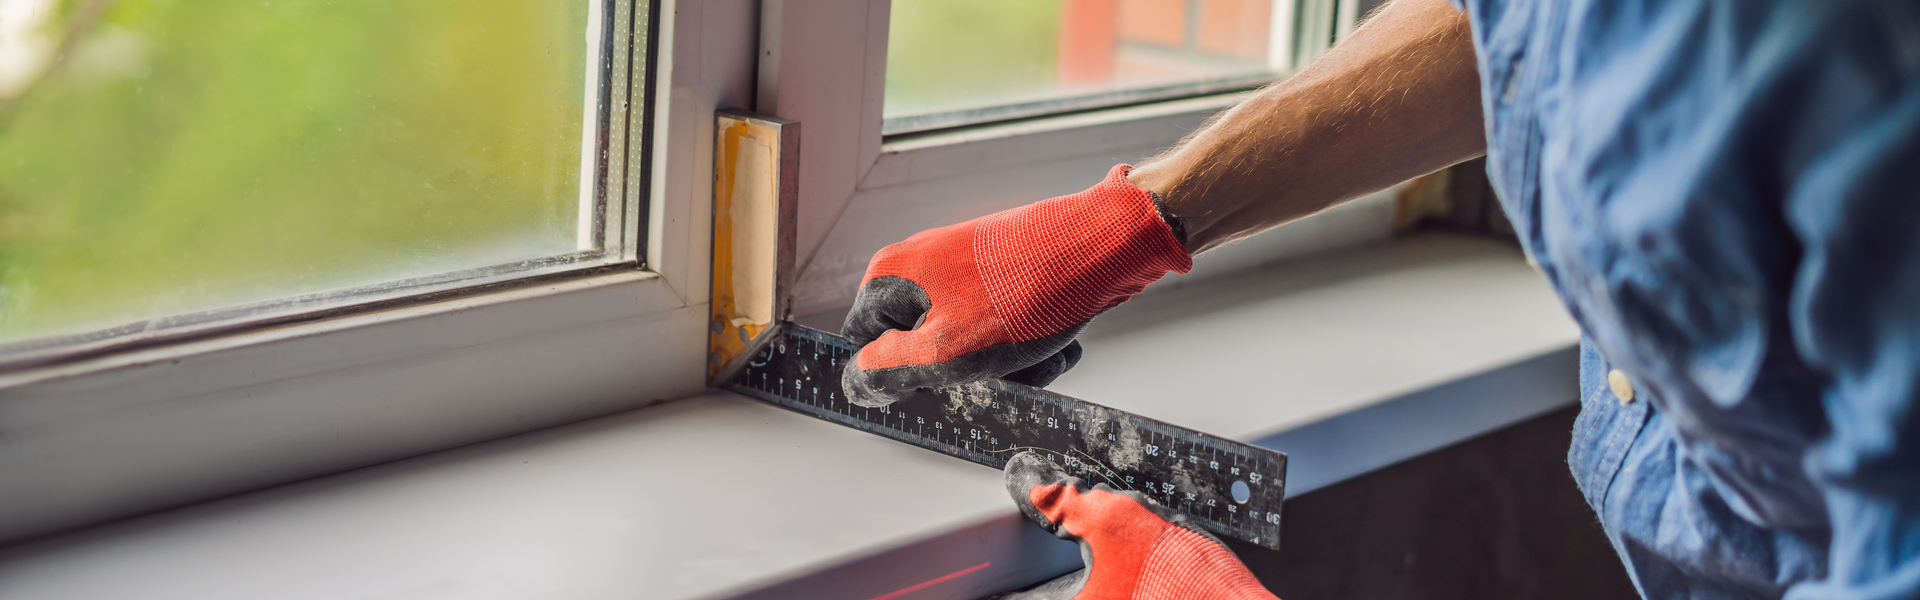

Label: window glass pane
[0,0,611,346]
[885,0,1292,133]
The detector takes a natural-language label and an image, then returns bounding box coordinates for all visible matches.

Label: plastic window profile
[876,0,1346,140]
[0,0,663,377]
[770,0,1395,324]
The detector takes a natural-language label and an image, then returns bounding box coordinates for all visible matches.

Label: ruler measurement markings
[729,324,1285,550]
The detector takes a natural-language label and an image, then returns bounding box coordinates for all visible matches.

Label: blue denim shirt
[1448,0,1920,598]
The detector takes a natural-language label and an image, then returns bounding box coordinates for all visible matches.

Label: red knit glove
[841,164,1191,406]
[993,452,1279,600]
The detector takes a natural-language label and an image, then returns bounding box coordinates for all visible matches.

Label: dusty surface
[0,234,1580,600]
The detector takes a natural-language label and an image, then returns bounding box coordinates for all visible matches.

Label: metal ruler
[721,322,1289,550]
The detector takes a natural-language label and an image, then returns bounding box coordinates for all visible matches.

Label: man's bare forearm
[1129,0,1483,253]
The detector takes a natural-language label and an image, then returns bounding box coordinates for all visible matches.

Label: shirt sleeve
[1779,15,1920,600]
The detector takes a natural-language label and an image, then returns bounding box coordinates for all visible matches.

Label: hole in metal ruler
[1231,480,1251,504]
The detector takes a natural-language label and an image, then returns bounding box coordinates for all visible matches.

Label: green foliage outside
[885,0,1062,119]
[0,0,589,343]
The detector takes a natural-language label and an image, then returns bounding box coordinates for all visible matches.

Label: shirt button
[1608,370,1636,404]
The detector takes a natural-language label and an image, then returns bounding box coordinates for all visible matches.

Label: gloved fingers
[1004,451,1086,537]
[1005,451,1219,543]
[844,325,1085,406]
[1003,339,1082,387]
[841,275,932,346]
[842,327,974,406]
[841,349,932,407]
[999,310,1100,388]
[1003,455,1275,600]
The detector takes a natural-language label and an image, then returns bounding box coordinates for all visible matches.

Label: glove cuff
[1147,189,1190,250]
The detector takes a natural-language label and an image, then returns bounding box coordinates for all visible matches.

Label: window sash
[879,0,1348,137]
[0,0,660,373]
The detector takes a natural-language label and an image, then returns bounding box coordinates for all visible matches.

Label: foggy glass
[885,0,1282,122]
[0,0,595,343]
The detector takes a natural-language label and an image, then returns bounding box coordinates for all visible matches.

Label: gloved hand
[993,452,1279,600]
[841,164,1191,406]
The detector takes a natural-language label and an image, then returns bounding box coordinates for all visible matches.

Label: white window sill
[0,233,1580,600]
[0,269,712,545]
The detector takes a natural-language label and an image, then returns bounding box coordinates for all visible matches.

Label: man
[841,0,1920,598]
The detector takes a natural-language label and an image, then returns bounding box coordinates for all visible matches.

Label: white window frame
[1,0,650,371]
[0,0,763,545]
[0,0,1383,546]
[760,0,1382,324]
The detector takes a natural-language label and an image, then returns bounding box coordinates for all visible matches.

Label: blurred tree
[0,0,590,342]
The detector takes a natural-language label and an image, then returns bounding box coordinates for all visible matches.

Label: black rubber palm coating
[840,276,1088,407]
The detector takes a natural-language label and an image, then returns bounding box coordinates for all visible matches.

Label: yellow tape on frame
[709,115,783,381]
